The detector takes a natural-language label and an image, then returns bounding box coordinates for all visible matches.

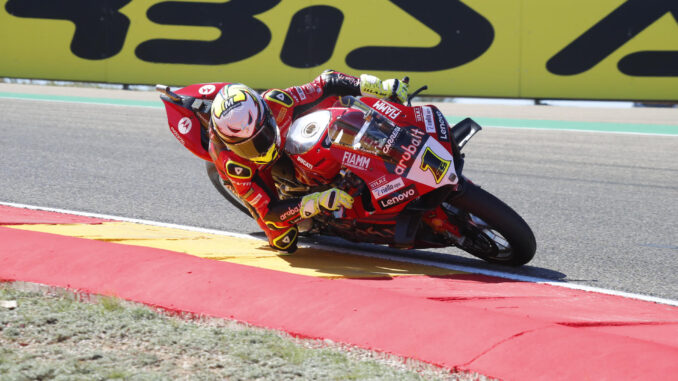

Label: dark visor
[226,116,277,160]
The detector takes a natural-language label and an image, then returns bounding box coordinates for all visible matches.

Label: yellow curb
[8,222,463,278]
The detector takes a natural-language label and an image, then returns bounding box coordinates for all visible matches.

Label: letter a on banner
[548,0,678,76]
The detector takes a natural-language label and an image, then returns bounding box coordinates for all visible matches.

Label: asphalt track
[1,83,677,301]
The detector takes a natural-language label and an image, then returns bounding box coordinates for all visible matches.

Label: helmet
[211,84,280,164]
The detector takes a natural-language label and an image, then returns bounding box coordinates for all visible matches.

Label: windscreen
[328,98,427,172]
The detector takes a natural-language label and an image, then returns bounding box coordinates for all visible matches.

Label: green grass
[1,283,491,380]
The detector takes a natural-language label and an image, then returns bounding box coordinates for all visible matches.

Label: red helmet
[211,84,279,164]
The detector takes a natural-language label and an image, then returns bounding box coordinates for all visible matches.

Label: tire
[447,182,536,266]
[205,161,253,218]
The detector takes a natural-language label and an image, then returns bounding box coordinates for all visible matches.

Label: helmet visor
[226,115,278,164]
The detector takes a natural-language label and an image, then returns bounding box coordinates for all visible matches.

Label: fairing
[284,97,460,216]
[160,83,229,162]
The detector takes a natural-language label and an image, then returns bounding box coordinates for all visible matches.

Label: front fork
[422,206,465,245]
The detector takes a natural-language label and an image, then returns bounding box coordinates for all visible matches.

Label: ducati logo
[296,156,313,169]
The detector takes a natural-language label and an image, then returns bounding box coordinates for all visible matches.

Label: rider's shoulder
[263,89,295,108]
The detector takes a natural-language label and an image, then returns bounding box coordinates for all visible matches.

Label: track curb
[2,205,678,380]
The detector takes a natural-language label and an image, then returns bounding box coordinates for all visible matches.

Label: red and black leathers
[207,71,361,252]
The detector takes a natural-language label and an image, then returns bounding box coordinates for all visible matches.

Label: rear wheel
[205,161,253,218]
[445,182,536,266]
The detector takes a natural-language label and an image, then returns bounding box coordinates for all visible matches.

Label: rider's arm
[277,70,408,119]
[278,70,361,118]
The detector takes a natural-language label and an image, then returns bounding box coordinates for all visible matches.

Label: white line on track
[3,94,676,136]
[484,125,678,137]
[3,201,678,307]
[0,94,160,108]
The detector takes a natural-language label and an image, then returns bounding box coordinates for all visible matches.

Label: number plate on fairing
[406,138,458,188]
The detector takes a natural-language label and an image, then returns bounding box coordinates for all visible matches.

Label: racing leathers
[207,71,405,252]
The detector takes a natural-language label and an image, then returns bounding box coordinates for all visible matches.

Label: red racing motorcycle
[156,82,536,266]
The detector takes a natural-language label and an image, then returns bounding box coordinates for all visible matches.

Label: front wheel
[445,182,536,266]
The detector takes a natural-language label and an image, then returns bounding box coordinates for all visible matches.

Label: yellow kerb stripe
[7,222,463,279]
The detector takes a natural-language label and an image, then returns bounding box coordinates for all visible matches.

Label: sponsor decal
[368,175,387,189]
[231,179,252,188]
[295,86,306,101]
[296,155,313,170]
[226,160,252,179]
[372,100,401,119]
[169,128,185,145]
[300,83,317,96]
[378,184,418,209]
[395,129,426,176]
[213,90,247,118]
[414,107,424,122]
[342,151,371,170]
[265,89,294,107]
[223,95,243,112]
[434,109,450,142]
[273,227,297,250]
[301,122,318,137]
[250,193,263,206]
[382,126,402,154]
[276,106,288,123]
[423,106,435,134]
[280,205,300,221]
[198,84,216,95]
[371,177,406,200]
[178,117,192,134]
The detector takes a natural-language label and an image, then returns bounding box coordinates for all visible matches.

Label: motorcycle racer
[208,70,409,252]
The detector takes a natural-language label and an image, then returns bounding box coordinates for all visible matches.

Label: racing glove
[359,74,409,104]
[300,188,354,219]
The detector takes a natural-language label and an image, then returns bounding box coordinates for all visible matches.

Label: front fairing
[284,96,460,216]
[328,99,459,190]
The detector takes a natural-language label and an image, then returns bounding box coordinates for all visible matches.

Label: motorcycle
[156,81,536,266]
